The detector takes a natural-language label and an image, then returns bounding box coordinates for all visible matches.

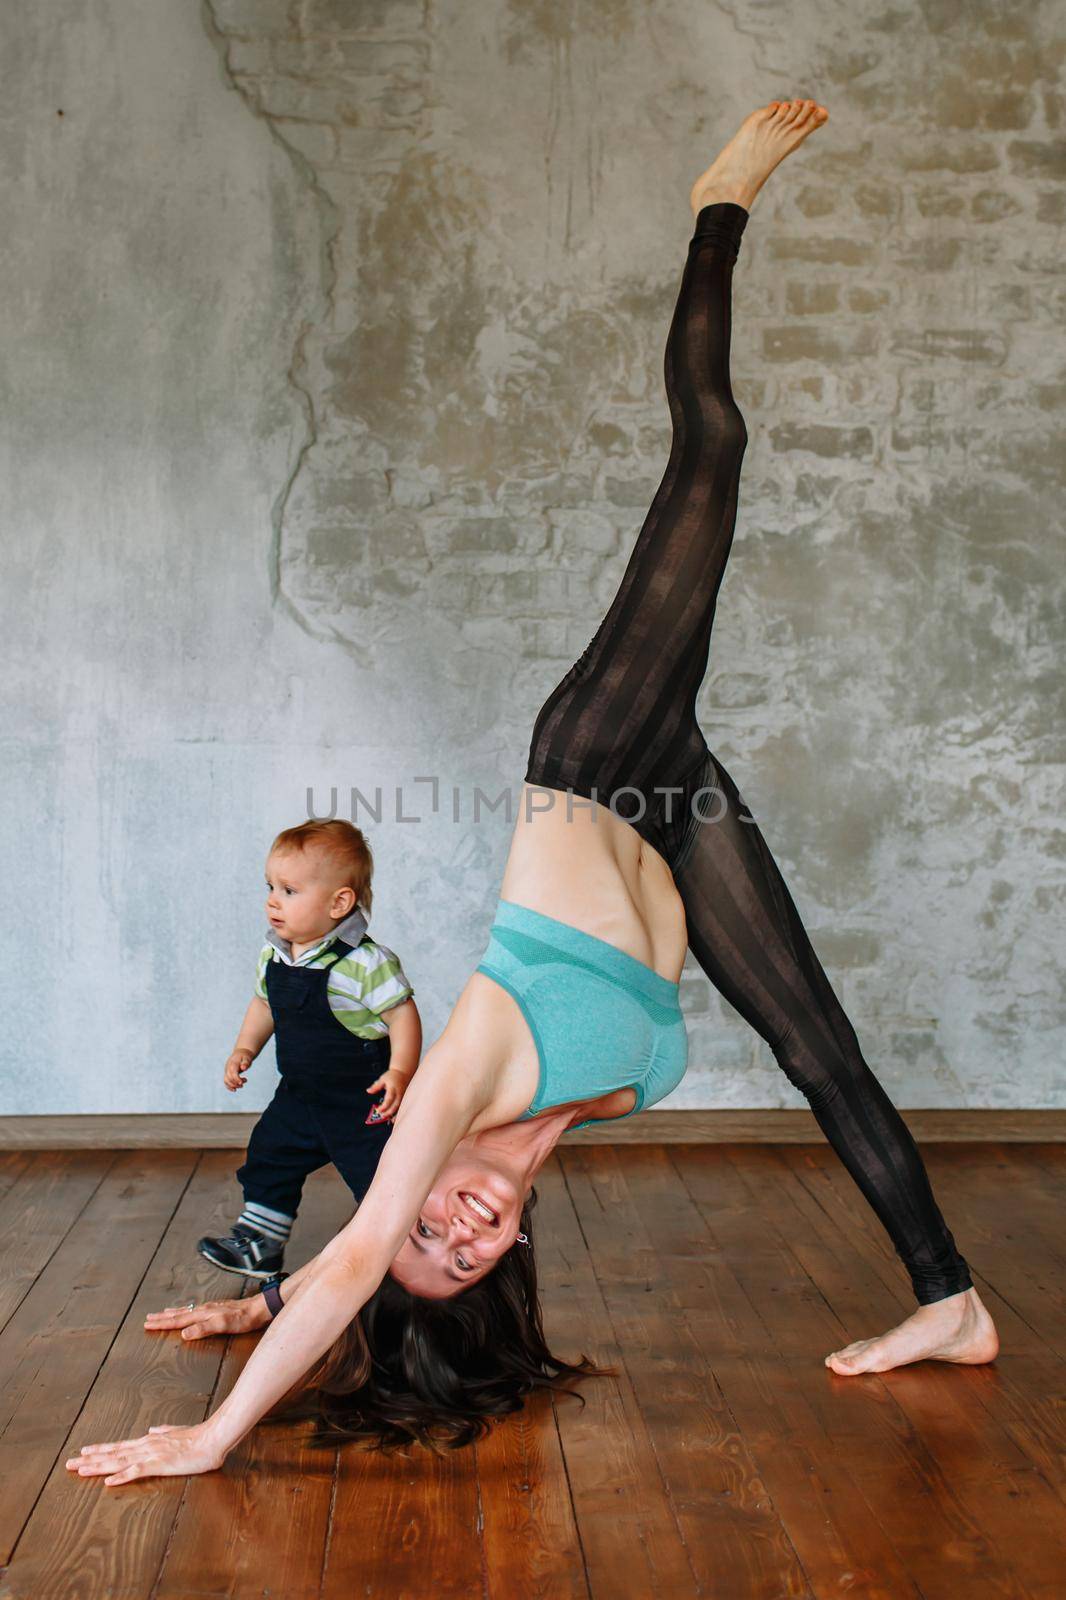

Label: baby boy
[198,818,422,1279]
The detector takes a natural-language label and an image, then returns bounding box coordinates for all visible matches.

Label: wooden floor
[1,1144,1064,1599]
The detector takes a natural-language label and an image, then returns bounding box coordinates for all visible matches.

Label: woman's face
[388,1149,527,1300]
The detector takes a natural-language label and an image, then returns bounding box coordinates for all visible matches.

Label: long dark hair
[283,1188,613,1453]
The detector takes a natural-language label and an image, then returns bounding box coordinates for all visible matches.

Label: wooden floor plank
[781,1142,1056,1388]
[469,1182,591,1600]
[768,1145,1062,1542]
[561,1146,816,1600]
[665,1145,1011,1593]
[1020,1142,1066,1195]
[1002,1144,1066,1239]
[627,1143,930,1599]
[321,1444,486,1599]
[681,1143,1066,1600]
[666,1144,1023,1600]
[312,1193,485,1599]
[0,1152,247,1600]
[934,1145,1066,1304]
[534,1156,698,1599]
[0,1151,196,1566]
[772,1144,1066,1511]
[781,1144,1038,1345]
[473,1389,588,1600]
[572,1144,932,1600]
[0,1153,34,1206]
[0,1152,117,1335]
[153,1165,353,1600]
[794,1142,1065,1361]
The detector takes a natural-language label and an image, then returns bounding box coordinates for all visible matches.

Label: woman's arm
[68,1045,486,1486]
[143,1241,326,1341]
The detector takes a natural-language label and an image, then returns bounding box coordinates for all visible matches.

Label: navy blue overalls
[236,938,394,1215]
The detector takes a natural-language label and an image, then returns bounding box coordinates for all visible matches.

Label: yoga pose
[68,99,998,1486]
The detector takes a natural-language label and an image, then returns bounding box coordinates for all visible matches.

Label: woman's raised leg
[525,101,836,863]
[524,195,750,857]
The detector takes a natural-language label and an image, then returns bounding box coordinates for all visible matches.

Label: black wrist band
[261,1272,289,1318]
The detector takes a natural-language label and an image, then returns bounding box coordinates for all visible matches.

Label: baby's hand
[223,1050,252,1092]
[364,1068,409,1123]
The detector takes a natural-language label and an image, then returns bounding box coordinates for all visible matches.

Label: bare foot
[824,1285,1000,1376]
[690,98,829,217]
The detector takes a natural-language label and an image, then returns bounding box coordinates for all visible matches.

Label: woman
[68,98,998,1487]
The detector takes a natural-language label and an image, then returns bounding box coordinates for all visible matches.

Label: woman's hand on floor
[65,1422,228,1487]
[69,1297,275,1484]
[143,1294,270,1339]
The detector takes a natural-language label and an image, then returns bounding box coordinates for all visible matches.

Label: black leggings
[525,201,973,1307]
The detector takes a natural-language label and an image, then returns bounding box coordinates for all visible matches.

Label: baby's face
[265,848,350,945]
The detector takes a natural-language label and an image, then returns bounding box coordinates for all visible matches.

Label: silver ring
[184,1301,196,1311]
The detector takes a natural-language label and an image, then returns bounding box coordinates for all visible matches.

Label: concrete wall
[2,0,1062,1115]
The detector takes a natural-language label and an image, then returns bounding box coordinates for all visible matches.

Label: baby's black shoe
[197,1222,285,1280]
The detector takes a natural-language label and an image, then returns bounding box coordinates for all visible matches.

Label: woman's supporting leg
[673,750,974,1306]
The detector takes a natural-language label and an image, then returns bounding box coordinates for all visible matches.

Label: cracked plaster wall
[2,0,1063,1113]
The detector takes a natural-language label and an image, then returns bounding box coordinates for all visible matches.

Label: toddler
[198,818,422,1279]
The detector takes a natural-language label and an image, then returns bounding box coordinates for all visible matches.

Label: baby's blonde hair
[270,819,374,915]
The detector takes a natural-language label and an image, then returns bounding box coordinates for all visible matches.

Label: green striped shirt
[255,908,414,1040]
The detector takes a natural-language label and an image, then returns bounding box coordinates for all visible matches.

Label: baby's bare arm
[365,999,422,1118]
[235,995,274,1056]
[381,996,422,1080]
[224,997,275,1090]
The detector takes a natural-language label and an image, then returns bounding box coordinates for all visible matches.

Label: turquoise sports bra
[475,899,688,1132]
